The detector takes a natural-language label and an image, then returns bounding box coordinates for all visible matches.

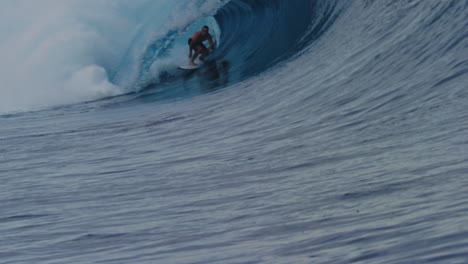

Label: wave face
[214,0,338,78]
[1,0,468,263]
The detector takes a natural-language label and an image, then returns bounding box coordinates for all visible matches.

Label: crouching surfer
[188,26,214,66]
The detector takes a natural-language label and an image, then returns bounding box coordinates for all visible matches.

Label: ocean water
[1,0,467,263]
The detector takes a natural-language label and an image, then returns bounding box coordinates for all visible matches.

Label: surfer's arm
[208,35,214,52]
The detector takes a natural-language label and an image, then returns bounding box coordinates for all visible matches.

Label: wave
[0,0,342,114]
[1,0,466,114]
[131,0,345,103]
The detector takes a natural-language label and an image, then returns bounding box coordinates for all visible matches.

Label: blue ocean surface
[1,0,467,263]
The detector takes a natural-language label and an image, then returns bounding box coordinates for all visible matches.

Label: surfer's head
[201,26,209,36]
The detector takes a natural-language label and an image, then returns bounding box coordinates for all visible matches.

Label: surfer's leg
[189,55,199,66]
[188,38,193,58]
[199,45,208,61]
[190,46,202,66]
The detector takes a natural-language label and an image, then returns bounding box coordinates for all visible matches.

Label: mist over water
[0,0,226,113]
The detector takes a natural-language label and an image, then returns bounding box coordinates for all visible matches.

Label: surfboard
[178,63,203,70]
[177,60,203,71]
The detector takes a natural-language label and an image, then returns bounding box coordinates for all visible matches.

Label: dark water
[1,0,468,263]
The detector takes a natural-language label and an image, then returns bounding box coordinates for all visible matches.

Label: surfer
[188,26,214,66]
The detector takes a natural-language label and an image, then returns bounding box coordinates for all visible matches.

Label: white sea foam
[0,0,227,113]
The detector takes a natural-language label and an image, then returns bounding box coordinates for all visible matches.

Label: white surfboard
[178,64,202,70]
